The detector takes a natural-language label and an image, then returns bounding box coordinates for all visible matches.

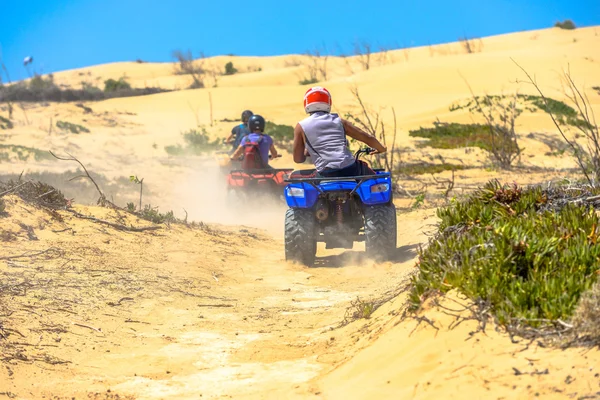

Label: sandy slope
[2,26,598,186]
[318,295,600,400]
[1,25,600,399]
[0,195,434,399]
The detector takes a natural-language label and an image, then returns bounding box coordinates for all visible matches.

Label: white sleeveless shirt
[298,112,355,172]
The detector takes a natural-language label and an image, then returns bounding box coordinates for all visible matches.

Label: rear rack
[284,173,390,195]
[230,168,293,175]
[284,173,389,184]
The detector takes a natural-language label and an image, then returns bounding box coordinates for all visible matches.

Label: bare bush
[315,50,329,81]
[299,49,329,84]
[515,61,600,185]
[555,20,576,30]
[459,36,483,54]
[1,73,168,102]
[345,86,398,173]
[172,50,206,88]
[354,41,372,71]
[572,281,600,345]
[463,78,521,168]
[376,44,396,66]
[1,59,15,118]
[402,44,411,62]
[284,57,303,67]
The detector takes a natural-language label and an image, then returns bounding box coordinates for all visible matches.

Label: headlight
[287,187,305,197]
[370,183,389,193]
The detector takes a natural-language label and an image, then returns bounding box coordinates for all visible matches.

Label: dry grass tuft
[572,281,600,345]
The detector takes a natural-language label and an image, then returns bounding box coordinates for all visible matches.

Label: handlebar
[354,147,377,160]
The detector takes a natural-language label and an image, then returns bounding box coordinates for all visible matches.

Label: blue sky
[1,0,599,82]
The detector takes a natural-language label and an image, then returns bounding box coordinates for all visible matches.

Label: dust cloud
[164,157,288,238]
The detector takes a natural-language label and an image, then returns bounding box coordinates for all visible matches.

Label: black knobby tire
[364,203,397,261]
[284,208,317,266]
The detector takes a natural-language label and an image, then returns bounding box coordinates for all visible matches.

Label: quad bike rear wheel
[284,208,317,266]
[364,203,397,261]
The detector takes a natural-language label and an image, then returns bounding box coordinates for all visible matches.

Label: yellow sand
[1,25,600,399]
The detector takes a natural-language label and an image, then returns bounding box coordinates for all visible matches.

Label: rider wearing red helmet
[292,86,387,177]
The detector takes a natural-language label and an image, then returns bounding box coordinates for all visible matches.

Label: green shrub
[299,78,319,85]
[450,94,589,129]
[0,144,53,162]
[165,127,222,156]
[81,82,103,96]
[265,121,294,142]
[0,180,68,208]
[139,204,177,224]
[524,95,576,117]
[409,122,493,151]
[555,20,576,30]
[183,128,221,151]
[0,74,168,102]
[56,120,90,134]
[104,77,132,92]
[0,198,5,214]
[397,162,466,176]
[224,62,238,75]
[0,115,12,129]
[164,144,185,156]
[411,193,425,209]
[410,180,600,328]
[29,74,56,91]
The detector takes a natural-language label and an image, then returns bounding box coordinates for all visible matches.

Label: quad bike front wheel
[364,203,397,261]
[284,208,317,266]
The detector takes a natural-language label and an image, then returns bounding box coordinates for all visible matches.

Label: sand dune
[1,25,600,399]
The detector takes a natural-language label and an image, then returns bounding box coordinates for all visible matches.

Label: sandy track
[0,195,435,399]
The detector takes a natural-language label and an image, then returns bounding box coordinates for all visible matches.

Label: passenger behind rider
[225,110,253,153]
[230,114,279,168]
[292,86,387,178]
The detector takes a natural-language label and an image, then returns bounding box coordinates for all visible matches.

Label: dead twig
[0,180,33,198]
[512,59,596,186]
[409,315,439,337]
[50,151,120,208]
[197,304,234,308]
[107,297,134,307]
[71,322,102,333]
[0,247,62,261]
[67,210,161,232]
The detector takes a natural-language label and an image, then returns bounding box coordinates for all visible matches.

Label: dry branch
[0,247,62,261]
[50,151,120,208]
[461,74,521,168]
[0,180,33,198]
[71,322,103,333]
[67,210,161,232]
[513,59,599,186]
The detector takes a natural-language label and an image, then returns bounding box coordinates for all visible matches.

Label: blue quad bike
[283,148,397,266]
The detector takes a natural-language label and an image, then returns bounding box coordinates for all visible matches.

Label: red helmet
[304,86,332,114]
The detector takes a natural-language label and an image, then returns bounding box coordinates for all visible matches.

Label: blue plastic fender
[285,183,319,208]
[285,175,392,208]
[356,176,392,205]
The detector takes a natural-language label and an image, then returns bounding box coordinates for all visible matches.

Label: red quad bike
[226,154,294,204]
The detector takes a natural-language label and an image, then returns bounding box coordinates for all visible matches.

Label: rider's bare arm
[293,124,307,163]
[230,145,243,160]
[269,143,279,158]
[225,125,239,144]
[341,119,387,154]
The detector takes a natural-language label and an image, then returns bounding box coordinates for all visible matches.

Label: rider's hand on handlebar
[369,146,387,155]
